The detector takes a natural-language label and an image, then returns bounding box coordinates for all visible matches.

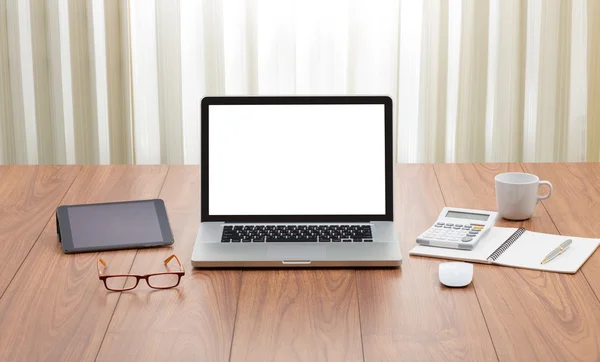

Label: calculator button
[467,233,477,237]
[461,236,473,242]
[444,225,452,228]
[434,225,442,228]
[453,226,462,229]
[454,224,464,227]
[462,227,471,230]
[446,223,454,226]
[436,223,445,226]
[471,229,481,233]
[472,226,484,230]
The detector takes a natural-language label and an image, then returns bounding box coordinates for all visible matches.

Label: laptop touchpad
[267,245,326,260]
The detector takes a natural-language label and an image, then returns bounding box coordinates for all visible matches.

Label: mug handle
[538,181,552,200]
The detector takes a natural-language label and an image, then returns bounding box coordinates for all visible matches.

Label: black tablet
[56,199,174,254]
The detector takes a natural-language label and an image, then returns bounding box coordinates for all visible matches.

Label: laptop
[191,96,402,267]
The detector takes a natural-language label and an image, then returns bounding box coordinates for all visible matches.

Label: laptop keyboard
[221,225,373,243]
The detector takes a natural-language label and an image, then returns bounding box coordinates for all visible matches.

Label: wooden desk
[0,164,599,362]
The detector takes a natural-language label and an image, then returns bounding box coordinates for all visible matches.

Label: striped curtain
[1,0,599,165]
[1,0,131,164]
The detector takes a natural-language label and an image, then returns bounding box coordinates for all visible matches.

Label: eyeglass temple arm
[97,258,107,276]
[164,254,184,272]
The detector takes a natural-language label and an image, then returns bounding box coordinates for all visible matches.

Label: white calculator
[416,207,498,250]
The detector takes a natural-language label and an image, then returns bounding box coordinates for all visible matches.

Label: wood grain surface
[0,166,168,362]
[0,166,80,296]
[523,163,600,298]
[356,165,497,361]
[230,269,362,362]
[1,164,600,362]
[434,163,600,361]
[96,166,242,362]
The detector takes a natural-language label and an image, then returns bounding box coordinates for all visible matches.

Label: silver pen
[541,239,572,264]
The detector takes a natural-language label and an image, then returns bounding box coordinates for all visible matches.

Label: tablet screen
[66,200,165,248]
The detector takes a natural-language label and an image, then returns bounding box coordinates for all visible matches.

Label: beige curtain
[0,0,599,165]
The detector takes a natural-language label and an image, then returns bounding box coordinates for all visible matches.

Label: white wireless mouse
[438,262,473,287]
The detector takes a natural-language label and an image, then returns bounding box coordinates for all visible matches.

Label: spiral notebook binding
[487,227,526,262]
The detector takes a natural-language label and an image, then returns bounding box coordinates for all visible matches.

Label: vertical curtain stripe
[418,0,448,163]
[203,0,225,94]
[444,0,462,163]
[533,1,570,162]
[89,0,111,164]
[180,0,203,164]
[31,0,55,164]
[486,0,526,162]
[69,0,96,163]
[245,0,259,95]
[485,0,499,161]
[454,0,489,162]
[435,0,449,163]
[0,0,12,163]
[47,0,67,164]
[106,0,132,164]
[523,0,541,162]
[567,0,587,162]
[7,0,39,164]
[553,0,572,161]
[396,0,423,163]
[56,0,76,164]
[130,0,161,164]
[156,0,183,164]
[588,0,600,161]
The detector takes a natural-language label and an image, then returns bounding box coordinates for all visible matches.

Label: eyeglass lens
[105,276,138,291]
[147,274,180,288]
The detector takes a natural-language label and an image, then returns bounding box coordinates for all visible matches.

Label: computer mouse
[438,262,473,287]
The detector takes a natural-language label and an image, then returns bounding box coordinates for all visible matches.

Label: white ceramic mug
[495,172,552,220]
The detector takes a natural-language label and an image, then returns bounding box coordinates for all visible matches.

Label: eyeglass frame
[97,254,185,291]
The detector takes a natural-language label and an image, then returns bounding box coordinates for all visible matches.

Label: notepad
[409,227,600,274]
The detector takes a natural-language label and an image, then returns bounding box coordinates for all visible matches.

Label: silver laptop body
[192,96,401,267]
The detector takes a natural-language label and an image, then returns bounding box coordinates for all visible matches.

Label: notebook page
[409,227,519,263]
[495,231,600,273]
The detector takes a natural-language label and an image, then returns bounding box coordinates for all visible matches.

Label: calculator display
[446,211,489,221]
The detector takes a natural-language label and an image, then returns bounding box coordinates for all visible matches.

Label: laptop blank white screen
[208,104,386,215]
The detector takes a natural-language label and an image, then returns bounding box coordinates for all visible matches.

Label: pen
[540,239,572,264]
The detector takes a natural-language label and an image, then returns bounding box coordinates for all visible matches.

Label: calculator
[416,207,498,250]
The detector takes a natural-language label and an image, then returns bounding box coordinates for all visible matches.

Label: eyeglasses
[97,254,185,291]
